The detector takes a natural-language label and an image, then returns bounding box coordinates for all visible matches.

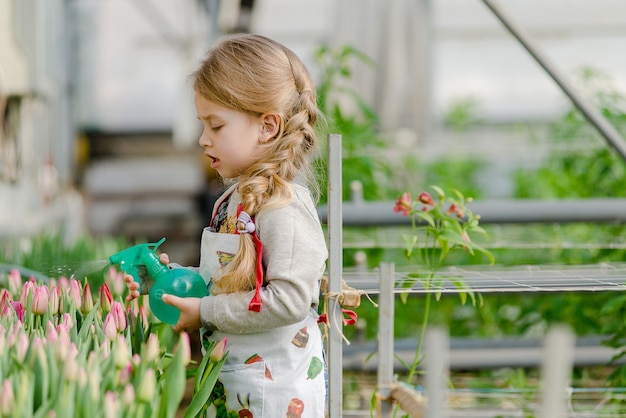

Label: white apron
[199,226,326,418]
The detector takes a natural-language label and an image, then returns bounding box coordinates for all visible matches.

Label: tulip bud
[0,288,10,314]
[11,301,25,322]
[0,379,14,415]
[32,285,50,315]
[104,391,119,418]
[61,312,74,329]
[16,332,29,362]
[179,332,191,366]
[111,302,127,332]
[103,313,118,341]
[46,321,59,343]
[80,282,94,315]
[8,268,22,298]
[113,336,131,369]
[137,368,156,402]
[19,280,35,306]
[143,333,160,363]
[67,279,82,308]
[210,336,228,363]
[48,286,61,315]
[122,384,135,406]
[99,283,113,314]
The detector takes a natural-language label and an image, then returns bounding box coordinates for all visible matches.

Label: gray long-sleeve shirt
[199,182,328,334]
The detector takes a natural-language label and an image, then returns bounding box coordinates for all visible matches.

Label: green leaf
[184,356,227,418]
[158,340,187,418]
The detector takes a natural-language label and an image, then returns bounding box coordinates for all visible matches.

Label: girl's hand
[162,294,202,333]
[124,253,170,302]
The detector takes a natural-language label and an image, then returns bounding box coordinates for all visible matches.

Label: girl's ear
[259,113,280,143]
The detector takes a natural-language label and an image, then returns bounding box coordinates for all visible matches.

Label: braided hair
[193,34,321,294]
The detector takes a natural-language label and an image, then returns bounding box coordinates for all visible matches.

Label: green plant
[314,44,401,202]
[390,186,494,417]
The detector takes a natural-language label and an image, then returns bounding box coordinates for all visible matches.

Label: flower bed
[0,267,225,418]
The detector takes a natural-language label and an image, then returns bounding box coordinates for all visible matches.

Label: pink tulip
[19,280,35,306]
[48,286,61,315]
[0,379,14,415]
[393,192,412,216]
[110,301,127,332]
[80,282,94,315]
[61,312,74,329]
[32,285,50,315]
[103,313,118,341]
[46,321,59,343]
[144,333,160,363]
[210,336,228,362]
[16,332,29,362]
[0,289,10,314]
[11,301,25,322]
[99,282,113,314]
[106,266,125,297]
[8,269,22,298]
[67,279,82,307]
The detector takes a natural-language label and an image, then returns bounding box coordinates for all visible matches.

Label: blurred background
[2,0,626,263]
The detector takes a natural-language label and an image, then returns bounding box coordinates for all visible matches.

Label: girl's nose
[199,131,211,147]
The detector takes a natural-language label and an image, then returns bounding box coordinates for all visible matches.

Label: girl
[126,34,328,417]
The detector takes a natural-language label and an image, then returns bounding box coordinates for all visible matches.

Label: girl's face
[195,92,267,179]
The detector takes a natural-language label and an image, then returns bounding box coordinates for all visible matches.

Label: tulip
[393,192,412,216]
[0,288,10,314]
[106,266,125,297]
[11,301,25,322]
[80,282,94,315]
[418,191,435,206]
[103,313,118,341]
[110,301,127,332]
[104,391,120,418]
[0,379,14,415]
[137,368,156,402]
[143,333,160,363]
[32,285,50,315]
[46,321,59,343]
[19,280,35,306]
[48,286,61,315]
[68,279,82,307]
[210,336,228,363]
[16,332,29,362]
[122,384,135,406]
[8,268,22,298]
[61,312,73,329]
[113,336,131,369]
[64,353,80,382]
[179,332,191,366]
[99,282,113,314]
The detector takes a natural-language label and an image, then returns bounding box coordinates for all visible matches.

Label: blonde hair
[193,34,322,294]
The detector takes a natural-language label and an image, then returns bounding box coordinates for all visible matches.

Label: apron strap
[236,203,264,312]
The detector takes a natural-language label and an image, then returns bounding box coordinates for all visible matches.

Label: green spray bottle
[109,237,208,325]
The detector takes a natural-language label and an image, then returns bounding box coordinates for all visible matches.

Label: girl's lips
[206,154,219,168]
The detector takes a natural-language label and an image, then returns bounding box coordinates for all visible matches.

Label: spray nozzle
[108,238,168,284]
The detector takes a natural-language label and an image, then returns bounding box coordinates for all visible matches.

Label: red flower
[394,192,412,216]
[418,192,435,206]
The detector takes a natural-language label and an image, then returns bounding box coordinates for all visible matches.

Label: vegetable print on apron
[199,191,326,418]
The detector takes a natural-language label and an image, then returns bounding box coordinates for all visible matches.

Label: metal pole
[481,0,626,162]
[327,133,343,417]
[425,327,449,418]
[377,262,395,417]
[538,325,575,418]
